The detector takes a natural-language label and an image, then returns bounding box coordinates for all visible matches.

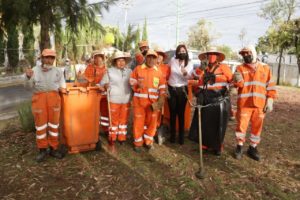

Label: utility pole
[120,0,134,51]
[175,0,180,46]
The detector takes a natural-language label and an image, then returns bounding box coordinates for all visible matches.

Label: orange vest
[235,62,276,108]
[197,64,233,90]
[84,64,106,84]
[130,64,166,107]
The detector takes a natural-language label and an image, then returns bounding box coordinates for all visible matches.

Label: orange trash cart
[60,86,101,154]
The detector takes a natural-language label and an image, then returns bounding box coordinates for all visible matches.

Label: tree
[187,19,219,51]
[259,0,297,85]
[6,25,19,68]
[135,25,141,50]
[292,18,300,87]
[22,24,35,66]
[123,24,137,51]
[217,45,238,60]
[142,18,148,41]
[0,30,5,67]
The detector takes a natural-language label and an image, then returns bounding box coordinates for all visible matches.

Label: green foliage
[187,19,219,51]
[142,18,148,41]
[135,25,141,51]
[6,25,19,68]
[18,101,35,133]
[0,31,5,66]
[22,25,35,66]
[217,45,237,60]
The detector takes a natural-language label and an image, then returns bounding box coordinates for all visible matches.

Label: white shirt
[168,57,193,87]
[100,67,132,104]
[25,64,66,92]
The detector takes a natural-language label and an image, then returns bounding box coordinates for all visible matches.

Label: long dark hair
[175,44,189,67]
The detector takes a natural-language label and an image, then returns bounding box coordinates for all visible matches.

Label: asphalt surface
[0,84,33,120]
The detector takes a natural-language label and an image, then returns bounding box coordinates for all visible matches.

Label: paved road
[0,84,33,120]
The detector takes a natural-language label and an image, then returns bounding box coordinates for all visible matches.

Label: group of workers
[25,40,276,163]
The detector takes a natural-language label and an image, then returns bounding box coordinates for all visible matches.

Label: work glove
[233,71,243,83]
[151,96,165,111]
[263,98,274,113]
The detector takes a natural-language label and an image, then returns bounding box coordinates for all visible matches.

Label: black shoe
[133,146,142,153]
[50,148,64,159]
[170,137,176,143]
[119,141,125,145]
[234,145,243,160]
[214,149,221,156]
[36,148,48,163]
[145,144,154,151]
[247,146,260,161]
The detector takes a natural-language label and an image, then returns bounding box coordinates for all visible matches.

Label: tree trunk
[39,8,51,51]
[277,47,284,85]
[297,56,300,87]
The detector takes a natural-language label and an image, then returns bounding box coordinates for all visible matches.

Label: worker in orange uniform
[154,47,170,144]
[233,45,276,161]
[131,40,149,70]
[130,49,166,152]
[100,51,132,145]
[25,49,66,162]
[84,50,110,134]
[189,47,233,156]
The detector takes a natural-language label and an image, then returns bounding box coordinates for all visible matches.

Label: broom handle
[198,106,204,170]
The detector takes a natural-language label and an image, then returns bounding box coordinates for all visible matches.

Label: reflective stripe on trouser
[32,92,61,150]
[100,96,109,132]
[108,103,130,142]
[133,105,158,147]
[235,107,265,145]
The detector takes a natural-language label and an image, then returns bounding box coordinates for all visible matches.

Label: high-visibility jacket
[158,63,170,82]
[84,64,106,84]
[130,64,166,107]
[235,62,276,108]
[196,64,233,90]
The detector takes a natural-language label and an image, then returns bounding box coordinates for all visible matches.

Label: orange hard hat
[138,40,149,48]
[145,49,158,58]
[41,49,56,57]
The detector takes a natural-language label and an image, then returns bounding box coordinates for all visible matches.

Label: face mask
[208,54,217,64]
[243,55,253,64]
[177,53,187,60]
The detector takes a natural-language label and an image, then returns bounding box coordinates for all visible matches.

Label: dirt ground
[0,86,299,200]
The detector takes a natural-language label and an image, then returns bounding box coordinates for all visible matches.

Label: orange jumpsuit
[130,64,166,147]
[234,62,276,146]
[28,65,66,150]
[84,64,109,132]
[157,63,170,126]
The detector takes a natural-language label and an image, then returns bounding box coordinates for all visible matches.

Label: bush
[18,101,35,133]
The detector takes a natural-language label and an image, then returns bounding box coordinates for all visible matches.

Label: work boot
[145,144,154,151]
[214,149,221,156]
[50,148,64,159]
[36,148,48,163]
[118,141,125,145]
[178,132,184,145]
[247,146,260,161]
[234,145,243,160]
[133,146,142,153]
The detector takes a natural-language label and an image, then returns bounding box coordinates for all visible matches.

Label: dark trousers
[168,85,187,144]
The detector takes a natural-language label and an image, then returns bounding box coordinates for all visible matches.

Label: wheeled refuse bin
[60,86,101,154]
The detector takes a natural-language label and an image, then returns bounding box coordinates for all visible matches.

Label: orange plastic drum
[60,86,101,154]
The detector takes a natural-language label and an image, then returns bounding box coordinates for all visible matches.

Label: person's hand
[137,80,144,89]
[233,71,243,83]
[25,68,33,78]
[104,83,109,90]
[263,98,274,113]
[181,66,187,76]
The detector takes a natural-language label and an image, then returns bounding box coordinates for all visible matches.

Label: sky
[90,0,300,51]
